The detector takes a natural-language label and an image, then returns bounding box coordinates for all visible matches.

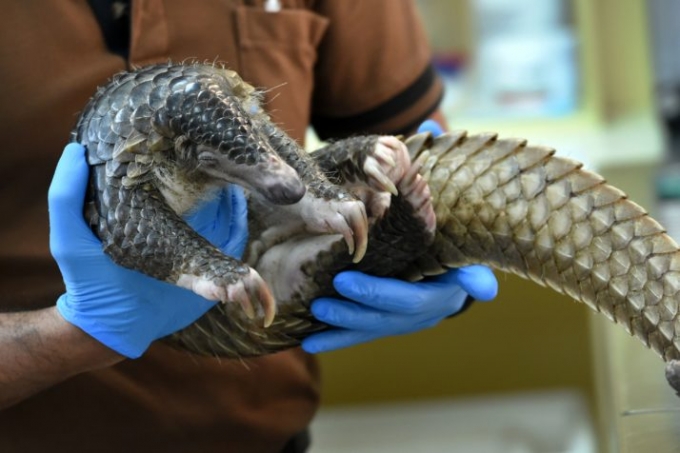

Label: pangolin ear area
[147,130,176,152]
[112,131,147,162]
[112,129,176,163]
[172,135,198,162]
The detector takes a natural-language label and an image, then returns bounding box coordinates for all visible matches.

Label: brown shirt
[0,1,442,451]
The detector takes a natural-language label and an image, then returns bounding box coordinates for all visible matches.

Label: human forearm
[0,306,122,409]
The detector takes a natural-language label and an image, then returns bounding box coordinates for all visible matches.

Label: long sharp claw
[224,269,277,327]
[298,196,368,264]
[365,165,399,196]
[349,206,368,263]
[232,290,256,320]
[227,281,255,319]
[375,148,397,167]
[259,285,277,328]
[245,270,276,328]
[341,225,355,257]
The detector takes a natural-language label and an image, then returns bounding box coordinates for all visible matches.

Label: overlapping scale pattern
[74,63,680,366]
[409,131,680,360]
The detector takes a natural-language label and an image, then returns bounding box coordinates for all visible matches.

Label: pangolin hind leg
[308,135,438,278]
[312,135,435,233]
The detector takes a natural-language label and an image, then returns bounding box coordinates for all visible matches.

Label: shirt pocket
[234,5,328,140]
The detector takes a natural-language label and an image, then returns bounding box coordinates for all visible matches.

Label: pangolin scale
[73,63,680,392]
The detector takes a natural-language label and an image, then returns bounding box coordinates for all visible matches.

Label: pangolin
[73,62,680,393]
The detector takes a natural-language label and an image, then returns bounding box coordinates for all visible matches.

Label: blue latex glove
[301,120,499,354]
[301,268,497,353]
[49,143,249,358]
[416,119,446,136]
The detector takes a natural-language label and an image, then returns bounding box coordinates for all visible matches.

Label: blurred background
[309,1,680,452]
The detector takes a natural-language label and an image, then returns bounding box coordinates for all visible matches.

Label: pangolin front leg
[313,135,436,235]
[249,121,369,262]
[88,165,277,326]
[75,63,332,327]
[249,133,442,325]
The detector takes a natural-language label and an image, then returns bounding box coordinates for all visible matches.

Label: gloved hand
[301,268,497,353]
[301,119,499,354]
[416,118,446,136]
[183,178,249,258]
[49,143,249,359]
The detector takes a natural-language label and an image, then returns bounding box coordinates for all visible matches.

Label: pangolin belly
[72,63,680,390]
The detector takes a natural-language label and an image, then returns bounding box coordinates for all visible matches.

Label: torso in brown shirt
[0,1,441,451]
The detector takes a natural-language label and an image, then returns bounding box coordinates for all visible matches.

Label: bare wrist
[49,306,125,371]
[0,306,124,409]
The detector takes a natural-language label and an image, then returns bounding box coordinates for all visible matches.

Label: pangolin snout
[252,155,306,205]
[261,176,306,205]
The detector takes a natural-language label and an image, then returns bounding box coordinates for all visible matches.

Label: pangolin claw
[396,154,436,235]
[362,136,412,196]
[364,163,398,196]
[226,268,276,328]
[348,203,368,263]
[177,267,276,328]
[324,201,368,263]
[296,193,368,263]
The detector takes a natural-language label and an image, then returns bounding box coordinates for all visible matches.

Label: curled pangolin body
[76,63,368,333]
[75,63,680,369]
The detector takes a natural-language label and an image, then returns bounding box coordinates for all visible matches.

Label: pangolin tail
[405,131,680,362]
